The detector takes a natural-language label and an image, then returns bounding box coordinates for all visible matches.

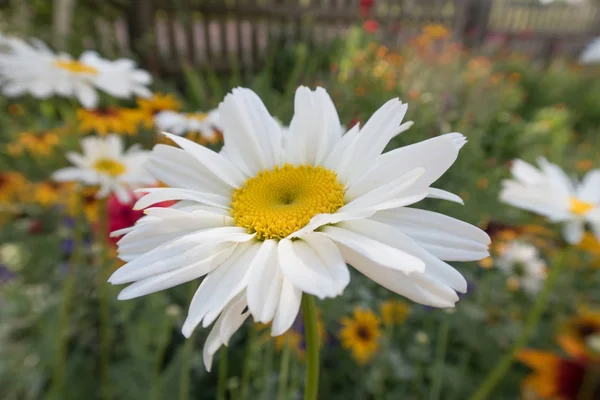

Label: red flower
[107,192,175,246]
[363,20,379,33]
[359,0,375,16]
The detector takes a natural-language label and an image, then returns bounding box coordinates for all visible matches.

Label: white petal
[302,232,350,295]
[339,244,458,308]
[75,82,98,109]
[427,188,464,204]
[182,242,258,336]
[202,294,250,370]
[347,218,470,292]
[133,188,230,210]
[246,240,283,323]
[341,167,427,213]
[278,239,337,299]
[219,88,283,175]
[562,220,584,244]
[116,245,233,300]
[271,278,302,336]
[578,169,600,204]
[286,86,342,165]
[321,224,425,275]
[161,132,246,188]
[345,132,466,199]
[372,207,490,261]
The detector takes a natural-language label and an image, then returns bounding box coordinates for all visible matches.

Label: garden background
[2,0,600,399]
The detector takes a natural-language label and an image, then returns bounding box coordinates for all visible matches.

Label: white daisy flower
[501,158,600,244]
[580,37,600,64]
[496,241,546,294]
[79,51,152,100]
[109,86,490,370]
[52,134,156,203]
[0,37,151,108]
[154,109,222,141]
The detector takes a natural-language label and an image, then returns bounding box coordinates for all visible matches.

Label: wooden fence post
[52,0,76,50]
[462,0,493,48]
[127,0,160,76]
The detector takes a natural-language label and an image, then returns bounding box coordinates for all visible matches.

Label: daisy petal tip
[181,323,195,339]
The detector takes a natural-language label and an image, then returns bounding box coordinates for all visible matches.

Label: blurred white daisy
[496,241,546,294]
[0,37,151,108]
[501,158,600,244]
[52,134,156,203]
[79,51,152,100]
[109,86,490,370]
[580,37,600,64]
[154,109,222,141]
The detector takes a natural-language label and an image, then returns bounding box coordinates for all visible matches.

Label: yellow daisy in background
[0,171,28,207]
[340,308,381,365]
[558,309,600,359]
[578,233,600,268]
[137,93,181,128]
[77,107,144,136]
[67,186,101,222]
[33,181,64,207]
[380,300,410,326]
[7,130,61,157]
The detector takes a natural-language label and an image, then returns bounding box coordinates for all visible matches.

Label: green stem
[98,198,112,400]
[429,313,450,400]
[469,248,569,400]
[301,295,320,400]
[179,284,196,400]
[261,340,274,400]
[240,325,256,400]
[277,337,292,400]
[217,347,229,400]
[150,311,172,400]
[50,213,84,398]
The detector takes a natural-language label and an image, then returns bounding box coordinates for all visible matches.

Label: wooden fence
[8,0,600,76]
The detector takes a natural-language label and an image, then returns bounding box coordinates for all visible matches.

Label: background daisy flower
[154,109,222,142]
[0,37,151,108]
[52,135,156,202]
[339,308,382,365]
[77,107,144,136]
[108,86,490,370]
[496,241,546,294]
[501,158,600,244]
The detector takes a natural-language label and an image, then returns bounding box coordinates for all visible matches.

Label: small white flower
[0,37,151,108]
[154,109,222,141]
[109,86,490,371]
[52,135,156,203]
[580,36,600,64]
[496,241,546,294]
[501,158,600,244]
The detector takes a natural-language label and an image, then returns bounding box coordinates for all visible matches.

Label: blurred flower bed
[1,24,600,400]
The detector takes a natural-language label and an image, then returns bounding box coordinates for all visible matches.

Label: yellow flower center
[54,60,98,75]
[186,113,208,122]
[231,164,345,240]
[93,158,126,177]
[570,197,594,216]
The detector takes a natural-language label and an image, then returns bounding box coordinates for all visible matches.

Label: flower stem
[217,347,229,400]
[179,284,196,400]
[301,294,319,400]
[277,337,292,400]
[261,340,274,400]
[98,198,112,400]
[240,325,256,400]
[50,214,83,399]
[429,312,450,400]
[469,248,570,400]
